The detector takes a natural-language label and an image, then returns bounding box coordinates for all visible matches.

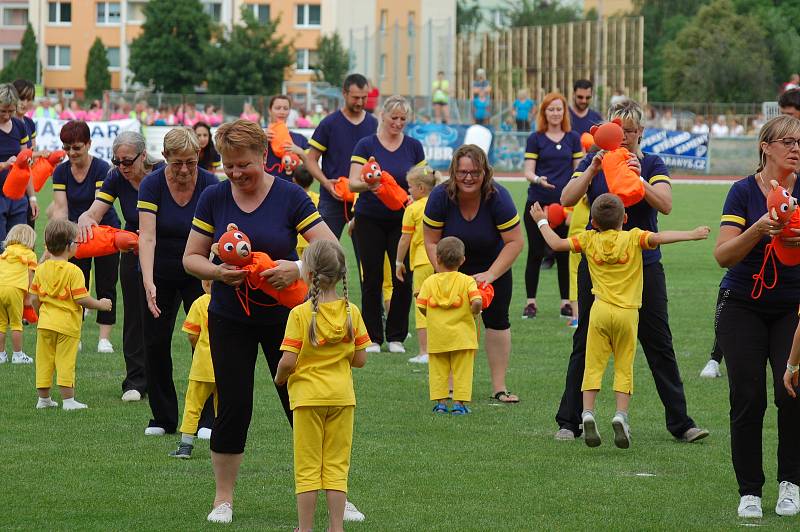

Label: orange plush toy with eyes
[268,121,293,159]
[2,149,33,200]
[212,223,308,313]
[74,226,139,259]
[590,119,644,207]
[31,150,67,192]
[281,152,302,177]
[752,180,800,298]
[361,156,409,211]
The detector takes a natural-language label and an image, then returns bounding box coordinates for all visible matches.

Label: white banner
[32,118,141,162]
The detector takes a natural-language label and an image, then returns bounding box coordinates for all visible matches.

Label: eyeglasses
[62,144,85,152]
[770,138,800,149]
[168,160,198,170]
[455,170,482,179]
[112,152,142,167]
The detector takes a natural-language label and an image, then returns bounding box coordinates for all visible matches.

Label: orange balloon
[590,119,624,151]
[580,132,595,153]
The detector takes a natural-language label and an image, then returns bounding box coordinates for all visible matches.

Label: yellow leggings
[179,380,217,435]
[583,299,639,394]
[429,349,476,402]
[35,329,80,388]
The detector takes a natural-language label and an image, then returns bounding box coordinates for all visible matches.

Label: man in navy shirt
[569,79,603,136]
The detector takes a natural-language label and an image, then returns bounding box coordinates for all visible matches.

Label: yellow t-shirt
[280,299,371,409]
[569,227,657,309]
[296,189,320,255]
[401,196,431,270]
[416,271,481,354]
[30,260,88,338]
[181,293,214,383]
[0,244,37,291]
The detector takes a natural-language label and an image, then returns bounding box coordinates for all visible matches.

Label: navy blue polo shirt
[53,157,120,227]
[0,117,29,185]
[569,108,603,136]
[137,166,218,280]
[720,175,800,304]
[309,110,378,203]
[351,134,426,220]
[22,116,36,148]
[191,177,322,325]
[524,131,584,204]
[266,131,309,182]
[423,182,520,274]
[97,162,165,232]
[576,153,671,266]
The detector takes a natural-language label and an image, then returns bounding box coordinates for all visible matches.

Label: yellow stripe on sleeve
[308,139,327,152]
[20,135,29,145]
[350,155,367,165]
[721,214,746,226]
[423,215,444,228]
[53,183,66,191]
[648,175,671,185]
[573,151,585,159]
[137,200,158,213]
[96,191,116,203]
[296,212,321,233]
[192,217,215,234]
[524,152,539,160]
[496,214,520,231]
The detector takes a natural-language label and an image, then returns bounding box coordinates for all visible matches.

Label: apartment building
[0,2,29,72]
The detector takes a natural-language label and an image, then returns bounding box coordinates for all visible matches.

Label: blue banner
[405,123,471,170]
[641,128,709,172]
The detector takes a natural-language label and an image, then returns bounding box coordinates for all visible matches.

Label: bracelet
[28,195,37,202]
[788,363,800,374]
[533,175,540,185]
[395,261,404,267]
[536,219,549,229]
[294,259,303,273]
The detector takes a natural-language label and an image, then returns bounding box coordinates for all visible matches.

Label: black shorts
[480,269,512,330]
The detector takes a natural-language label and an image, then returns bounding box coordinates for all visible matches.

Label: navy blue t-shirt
[53,157,120,227]
[720,175,800,304]
[192,178,323,325]
[97,161,165,232]
[23,116,36,148]
[423,183,520,273]
[0,117,29,185]
[576,153,671,265]
[266,131,309,182]
[569,108,603,136]
[309,110,378,203]
[524,131,584,204]
[351,134,426,220]
[137,167,218,280]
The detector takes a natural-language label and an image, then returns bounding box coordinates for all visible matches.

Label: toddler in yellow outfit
[0,224,37,364]
[416,237,483,415]
[396,165,439,364]
[275,240,370,532]
[31,220,112,410]
[531,194,709,448]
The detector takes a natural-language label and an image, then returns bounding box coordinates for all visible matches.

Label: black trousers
[717,293,800,497]
[208,312,292,454]
[555,259,696,437]
[353,213,412,344]
[523,200,569,300]
[119,252,146,393]
[709,287,726,364]
[140,275,204,433]
[72,253,120,325]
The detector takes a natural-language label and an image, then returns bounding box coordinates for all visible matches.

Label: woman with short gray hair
[0,83,32,241]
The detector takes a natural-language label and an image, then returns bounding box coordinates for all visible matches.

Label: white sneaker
[11,351,33,364]
[144,426,166,436]
[343,500,365,522]
[611,414,631,449]
[36,397,59,409]
[97,339,114,353]
[0,352,7,364]
[738,495,762,518]
[62,398,88,411]
[388,341,405,353]
[365,343,381,353]
[700,359,721,378]
[776,481,800,516]
[197,427,212,440]
[121,389,142,402]
[207,502,233,523]
[554,428,576,441]
[408,353,429,364]
[582,411,601,447]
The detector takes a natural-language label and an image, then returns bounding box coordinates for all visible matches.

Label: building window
[379,54,386,79]
[251,4,270,24]
[379,9,387,33]
[203,2,222,22]
[296,4,320,27]
[408,11,415,36]
[47,45,71,68]
[127,1,147,22]
[47,2,71,24]
[2,6,28,27]
[1,48,20,70]
[296,49,318,72]
[97,2,121,24]
[407,54,414,79]
[107,47,120,69]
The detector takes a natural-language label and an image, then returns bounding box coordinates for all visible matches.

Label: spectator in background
[473,92,491,126]
[711,115,730,137]
[569,79,603,135]
[133,100,149,123]
[729,117,744,137]
[432,71,451,124]
[240,102,261,124]
[779,89,800,119]
[691,115,710,135]
[33,97,57,119]
[610,88,627,106]
[751,113,766,133]
[204,105,223,126]
[178,103,202,127]
[660,109,677,130]
[783,73,800,92]
[60,101,86,121]
[86,100,104,121]
[365,80,380,114]
[473,68,491,99]
[310,104,326,126]
[513,89,535,132]
[296,109,313,128]
[193,122,221,172]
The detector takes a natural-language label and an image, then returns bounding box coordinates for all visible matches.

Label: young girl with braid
[275,240,370,532]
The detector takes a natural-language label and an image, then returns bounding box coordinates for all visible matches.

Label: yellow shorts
[293,405,354,494]
[0,285,24,332]
[429,349,475,402]
[35,329,80,389]
[412,263,434,329]
[179,380,217,435]
[583,299,639,394]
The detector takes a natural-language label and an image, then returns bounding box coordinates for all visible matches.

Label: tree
[456,0,483,35]
[85,38,111,101]
[662,0,773,102]
[0,24,38,83]
[501,0,582,28]
[128,0,212,92]
[206,7,292,95]
[314,33,349,88]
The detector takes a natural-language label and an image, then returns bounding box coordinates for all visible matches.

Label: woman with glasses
[0,83,32,242]
[713,115,800,519]
[51,120,120,354]
[77,131,163,402]
[423,144,524,403]
[137,127,218,436]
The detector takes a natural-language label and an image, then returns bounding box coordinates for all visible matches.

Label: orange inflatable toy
[580,132,595,153]
[212,224,308,312]
[360,156,409,211]
[546,203,567,229]
[478,282,494,309]
[74,226,139,259]
[268,121,293,159]
[2,149,33,200]
[752,180,800,299]
[590,119,644,207]
[23,304,38,324]
[31,150,66,192]
[281,152,302,177]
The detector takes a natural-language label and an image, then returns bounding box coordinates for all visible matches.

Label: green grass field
[1,181,793,530]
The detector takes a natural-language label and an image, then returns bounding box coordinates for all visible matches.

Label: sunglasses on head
[111,152,143,167]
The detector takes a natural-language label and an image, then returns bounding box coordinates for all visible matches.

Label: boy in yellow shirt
[31,220,112,410]
[531,194,709,448]
[170,279,215,459]
[0,224,37,364]
[416,237,483,415]
[396,166,439,364]
[293,166,319,257]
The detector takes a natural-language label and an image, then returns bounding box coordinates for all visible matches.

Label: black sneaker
[169,442,193,459]
[560,303,573,318]
[522,303,537,319]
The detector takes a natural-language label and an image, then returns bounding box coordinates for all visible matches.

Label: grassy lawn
[1,181,792,530]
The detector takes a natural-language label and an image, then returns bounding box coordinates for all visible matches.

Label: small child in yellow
[170,279,215,459]
[416,237,483,415]
[31,220,112,410]
[396,165,439,364]
[293,166,319,257]
[0,224,37,364]
[275,240,370,532]
[531,194,709,448]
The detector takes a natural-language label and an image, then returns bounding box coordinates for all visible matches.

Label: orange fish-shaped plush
[268,121,293,159]
[31,150,67,192]
[590,119,644,207]
[2,149,33,200]
[752,180,800,299]
[360,156,409,211]
[74,226,139,259]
